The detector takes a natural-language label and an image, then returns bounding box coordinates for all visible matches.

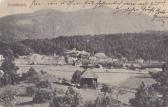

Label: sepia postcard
[0,0,168,107]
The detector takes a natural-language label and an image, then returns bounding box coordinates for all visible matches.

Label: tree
[64,55,69,64]
[149,64,168,107]
[0,88,17,107]
[33,89,53,103]
[130,82,160,107]
[94,93,122,107]
[0,49,19,85]
[71,70,82,85]
[50,87,82,107]
[100,84,112,96]
[2,48,15,62]
[130,63,168,107]
[21,67,40,83]
[11,42,33,56]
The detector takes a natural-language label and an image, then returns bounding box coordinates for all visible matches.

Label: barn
[80,69,98,89]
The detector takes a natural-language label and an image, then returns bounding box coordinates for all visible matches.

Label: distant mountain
[0,8,167,41]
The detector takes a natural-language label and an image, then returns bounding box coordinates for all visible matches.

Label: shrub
[94,95,122,107]
[53,88,64,95]
[22,67,40,83]
[111,62,123,69]
[36,80,52,89]
[50,96,69,107]
[84,101,95,107]
[128,64,136,70]
[33,89,53,104]
[100,84,112,95]
[22,67,38,78]
[62,78,71,86]
[0,89,17,107]
[26,86,37,96]
[50,87,82,107]
[71,70,82,84]
[1,73,20,86]
[98,62,113,69]
[129,82,160,107]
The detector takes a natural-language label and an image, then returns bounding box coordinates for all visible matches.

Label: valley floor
[0,64,156,107]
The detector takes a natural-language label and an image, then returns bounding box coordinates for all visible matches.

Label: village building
[123,61,142,70]
[64,48,79,65]
[28,54,43,64]
[57,56,66,65]
[78,50,90,59]
[64,48,79,57]
[94,53,107,63]
[120,57,127,63]
[80,69,98,89]
[0,55,4,61]
[66,56,78,65]
[93,53,114,66]
[94,53,107,59]
[136,58,144,64]
[64,49,91,66]
[112,58,118,62]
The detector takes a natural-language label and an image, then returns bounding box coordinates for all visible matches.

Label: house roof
[65,49,90,57]
[81,69,98,79]
[94,53,107,58]
[79,50,90,56]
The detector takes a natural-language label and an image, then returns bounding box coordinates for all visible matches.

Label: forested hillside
[0,32,168,61]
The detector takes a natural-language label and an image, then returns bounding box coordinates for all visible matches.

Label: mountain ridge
[0,8,167,41]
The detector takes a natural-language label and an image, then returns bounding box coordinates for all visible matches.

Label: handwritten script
[6,0,168,25]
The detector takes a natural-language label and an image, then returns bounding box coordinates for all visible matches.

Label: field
[7,64,155,106]
[17,65,155,87]
[0,64,157,107]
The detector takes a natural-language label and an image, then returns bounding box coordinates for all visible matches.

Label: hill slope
[0,8,166,41]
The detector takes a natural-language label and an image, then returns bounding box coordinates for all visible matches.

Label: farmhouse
[80,69,98,89]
